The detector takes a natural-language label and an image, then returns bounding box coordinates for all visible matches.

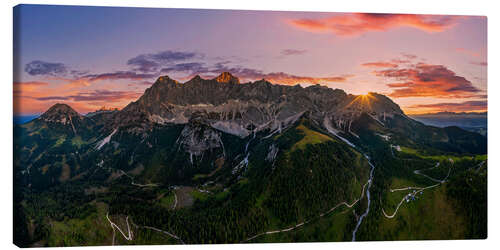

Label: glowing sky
[13,5,487,115]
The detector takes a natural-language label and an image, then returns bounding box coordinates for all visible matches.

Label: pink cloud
[288,13,462,37]
[456,48,480,57]
[361,61,399,68]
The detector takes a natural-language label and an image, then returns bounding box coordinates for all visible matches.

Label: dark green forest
[13,113,487,246]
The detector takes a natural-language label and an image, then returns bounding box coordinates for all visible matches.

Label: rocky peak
[41,103,79,117]
[153,75,179,87]
[213,72,240,84]
[157,75,177,83]
[39,103,82,125]
[191,75,203,81]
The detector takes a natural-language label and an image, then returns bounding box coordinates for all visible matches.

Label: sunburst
[346,93,374,109]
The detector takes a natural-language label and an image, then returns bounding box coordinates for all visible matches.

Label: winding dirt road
[382,161,452,219]
[131,222,185,244]
[119,170,159,187]
[106,213,133,245]
[243,151,374,243]
[172,192,178,210]
[106,212,185,245]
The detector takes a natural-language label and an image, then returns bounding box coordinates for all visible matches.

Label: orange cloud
[13,80,142,115]
[257,72,353,85]
[288,13,461,36]
[456,48,480,57]
[13,81,48,86]
[44,71,156,89]
[373,63,482,98]
[362,62,399,68]
[13,81,49,92]
[14,96,100,114]
[49,77,92,89]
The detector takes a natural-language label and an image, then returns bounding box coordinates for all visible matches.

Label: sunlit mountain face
[13,5,486,247]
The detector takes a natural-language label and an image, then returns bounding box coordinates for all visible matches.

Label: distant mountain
[410,111,487,136]
[411,111,487,117]
[13,115,38,125]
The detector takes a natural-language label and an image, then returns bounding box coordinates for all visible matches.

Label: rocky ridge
[111,72,404,138]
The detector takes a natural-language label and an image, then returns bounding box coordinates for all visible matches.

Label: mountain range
[410,111,487,136]
[13,72,487,246]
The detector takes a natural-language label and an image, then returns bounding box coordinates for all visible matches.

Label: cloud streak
[288,13,461,37]
[470,61,487,66]
[456,48,480,57]
[23,60,154,86]
[408,100,487,113]
[161,62,208,74]
[13,81,49,87]
[82,71,156,82]
[243,71,353,85]
[362,61,399,68]
[34,90,142,102]
[13,81,50,94]
[280,49,308,56]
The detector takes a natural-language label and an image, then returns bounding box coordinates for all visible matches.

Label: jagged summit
[113,73,404,137]
[213,72,240,84]
[155,75,179,85]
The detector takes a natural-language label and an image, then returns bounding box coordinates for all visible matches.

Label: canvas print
[13,5,487,247]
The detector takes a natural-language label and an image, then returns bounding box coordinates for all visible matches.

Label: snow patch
[323,117,356,148]
[211,121,250,138]
[96,129,118,150]
[376,133,390,141]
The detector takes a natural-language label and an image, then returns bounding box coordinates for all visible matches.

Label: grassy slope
[290,124,333,151]
[46,202,180,246]
[378,185,466,240]
[46,202,112,246]
[376,146,484,240]
[399,146,486,162]
[249,120,368,242]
